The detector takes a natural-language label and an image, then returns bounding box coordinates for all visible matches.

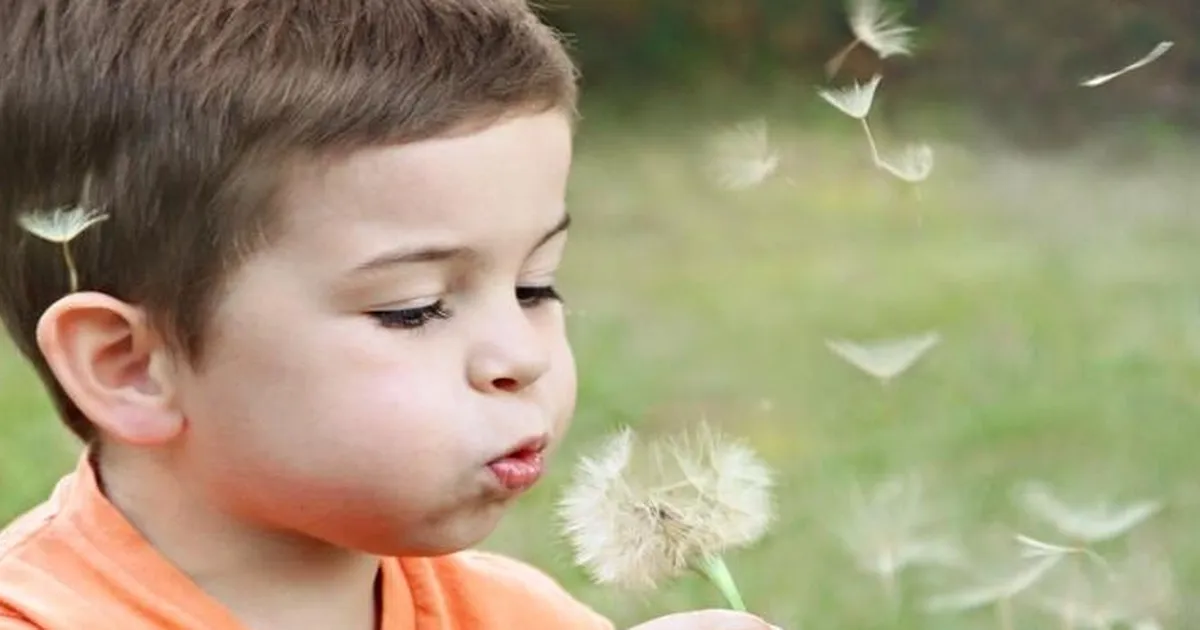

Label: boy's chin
[354,504,509,558]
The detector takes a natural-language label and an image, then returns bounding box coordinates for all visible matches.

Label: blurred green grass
[3,112,1200,628]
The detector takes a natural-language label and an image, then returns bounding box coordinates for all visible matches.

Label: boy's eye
[368,287,560,329]
[516,285,562,308]
[368,301,451,329]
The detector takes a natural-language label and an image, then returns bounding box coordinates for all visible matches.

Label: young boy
[0,2,779,629]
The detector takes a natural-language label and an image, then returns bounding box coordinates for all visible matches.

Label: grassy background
[3,102,1200,628]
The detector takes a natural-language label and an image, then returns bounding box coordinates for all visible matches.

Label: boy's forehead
[270,112,572,260]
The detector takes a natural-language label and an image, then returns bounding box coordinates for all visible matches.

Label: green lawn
[3,111,1199,629]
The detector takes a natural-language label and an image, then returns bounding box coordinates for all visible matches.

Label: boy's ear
[35,292,185,446]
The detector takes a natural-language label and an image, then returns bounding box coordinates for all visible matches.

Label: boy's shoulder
[0,475,75,627]
[0,470,76,572]
[0,470,101,628]
[0,489,63,561]
[399,550,614,629]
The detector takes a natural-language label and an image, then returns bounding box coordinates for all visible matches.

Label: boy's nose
[466,316,551,394]
[468,348,550,394]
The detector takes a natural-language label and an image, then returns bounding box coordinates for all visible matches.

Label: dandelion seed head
[849,0,915,58]
[558,423,775,590]
[705,118,779,190]
[817,74,883,120]
[17,206,109,244]
[664,424,774,550]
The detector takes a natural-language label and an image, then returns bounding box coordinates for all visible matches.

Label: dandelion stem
[859,118,881,166]
[61,242,79,293]
[695,554,747,612]
[826,38,861,77]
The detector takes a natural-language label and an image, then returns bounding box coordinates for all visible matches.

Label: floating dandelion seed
[817,75,884,167]
[558,424,774,610]
[817,74,882,121]
[1080,41,1173,87]
[1015,534,1102,563]
[17,206,109,293]
[1101,543,1177,630]
[835,473,961,609]
[924,554,1064,630]
[1032,556,1133,630]
[827,0,915,77]
[877,142,934,183]
[1015,482,1162,544]
[826,331,940,383]
[705,118,780,190]
[17,206,108,243]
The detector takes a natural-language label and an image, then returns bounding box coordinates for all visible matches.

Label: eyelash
[516,284,562,308]
[369,301,451,330]
[368,285,563,330]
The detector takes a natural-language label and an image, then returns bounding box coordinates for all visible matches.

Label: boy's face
[170,110,576,556]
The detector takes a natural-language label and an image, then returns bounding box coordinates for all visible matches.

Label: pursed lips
[484,432,551,493]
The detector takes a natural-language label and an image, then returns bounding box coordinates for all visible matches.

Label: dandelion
[834,473,961,609]
[1015,481,1161,544]
[17,206,109,293]
[558,424,774,611]
[826,0,915,77]
[877,142,934,183]
[825,331,940,384]
[705,118,780,190]
[1080,41,1173,87]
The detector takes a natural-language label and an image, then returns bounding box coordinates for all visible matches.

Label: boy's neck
[93,446,386,630]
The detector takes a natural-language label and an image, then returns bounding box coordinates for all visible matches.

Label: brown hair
[0,0,578,442]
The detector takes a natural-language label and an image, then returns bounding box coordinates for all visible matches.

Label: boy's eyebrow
[352,212,571,273]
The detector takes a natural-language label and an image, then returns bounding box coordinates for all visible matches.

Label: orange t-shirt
[0,453,614,629]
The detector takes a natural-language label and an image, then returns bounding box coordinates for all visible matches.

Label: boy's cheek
[552,339,578,406]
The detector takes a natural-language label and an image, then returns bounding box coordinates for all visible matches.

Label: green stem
[695,554,747,612]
